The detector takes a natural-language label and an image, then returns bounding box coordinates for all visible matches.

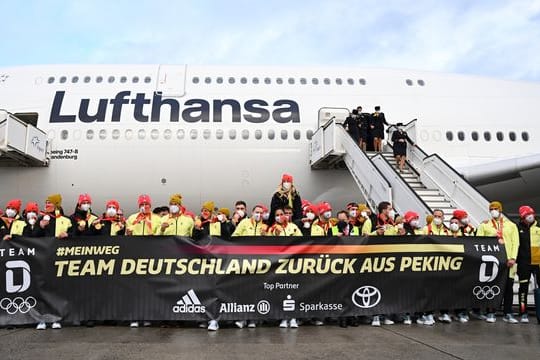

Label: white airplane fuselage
[1,64,540,214]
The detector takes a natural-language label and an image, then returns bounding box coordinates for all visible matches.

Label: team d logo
[5,260,31,294]
[352,286,381,308]
[478,255,499,283]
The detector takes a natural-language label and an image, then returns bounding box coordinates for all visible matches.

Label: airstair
[0,110,50,167]
[310,108,490,226]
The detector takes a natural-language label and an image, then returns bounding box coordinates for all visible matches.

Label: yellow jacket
[55,216,72,237]
[422,224,450,236]
[267,222,302,236]
[9,219,26,235]
[126,212,161,236]
[359,218,372,235]
[311,219,332,236]
[157,214,194,236]
[232,218,265,236]
[477,217,519,277]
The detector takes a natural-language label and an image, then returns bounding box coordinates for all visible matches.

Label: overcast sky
[2,0,540,81]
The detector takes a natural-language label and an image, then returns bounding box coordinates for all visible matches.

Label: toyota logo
[352,286,381,308]
[0,296,37,314]
[473,285,501,300]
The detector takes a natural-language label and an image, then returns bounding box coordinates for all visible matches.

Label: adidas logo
[172,289,206,313]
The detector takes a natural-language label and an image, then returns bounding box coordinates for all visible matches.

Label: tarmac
[1,317,539,360]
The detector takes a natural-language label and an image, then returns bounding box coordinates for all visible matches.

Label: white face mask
[275,216,282,223]
[169,205,180,214]
[217,214,225,222]
[5,209,16,218]
[236,210,245,218]
[410,220,420,229]
[323,211,332,219]
[106,208,117,217]
[303,221,311,228]
[28,218,37,225]
[490,210,500,219]
[306,212,315,220]
[349,210,357,218]
[449,223,460,232]
[26,212,37,220]
[282,182,291,190]
[262,212,269,220]
[139,206,146,214]
[360,211,368,218]
[252,213,261,222]
[433,217,443,226]
[80,203,91,212]
[388,210,396,219]
[461,217,469,225]
[525,214,535,224]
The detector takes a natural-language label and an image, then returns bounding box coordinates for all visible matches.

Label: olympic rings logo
[472,285,500,300]
[0,296,37,314]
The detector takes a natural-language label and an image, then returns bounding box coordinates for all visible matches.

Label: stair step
[419,195,447,202]
[424,201,453,208]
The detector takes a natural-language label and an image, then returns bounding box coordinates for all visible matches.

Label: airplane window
[96,76,103,83]
[300,78,307,85]
[132,76,139,83]
[281,130,288,140]
[264,77,271,84]
[124,129,133,140]
[59,76,67,83]
[203,129,211,140]
[99,129,107,140]
[151,129,159,140]
[418,79,425,86]
[61,130,68,140]
[112,129,120,140]
[205,77,211,84]
[268,129,275,140]
[216,77,223,84]
[190,129,198,139]
[276,78,283,84]
[509,131,516,141]
[293,130,301,140]
[138,129,146,140]
[484,131,491,141]
[323,78,331,85]
[120,76,127,83]
[255,129,262,139]
[405,79,413,86]
[108,76,115,83]
[229,129,237,140]
[86,130,94,140]
[471,131,479,141]
[163,129,172,140]
[306,130,314,140]
[242,129,249,139]
[457,131,465,141]
[335,78,343,85]
[192,77,200,84]
[177,129,185,140]
[228,77,235,84]
[288,78,295,84]
[240,77,247,84]
[347,78,354,85]
[522,131,529,141]
[144,76,152,83]
[446,131,453,141]
[216,129,224,139]
[496,131,504,141]
[359,78,367,85]
[47,77,55,84]
[84,76,91,83]
[72,76,79,83]
[252,77,259,84]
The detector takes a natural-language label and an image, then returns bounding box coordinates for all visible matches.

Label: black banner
[0,235,507,325]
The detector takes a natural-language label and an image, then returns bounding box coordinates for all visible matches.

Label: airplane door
[157,65,187,97]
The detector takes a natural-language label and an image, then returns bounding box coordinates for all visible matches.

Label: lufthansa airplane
[1,64,540,214]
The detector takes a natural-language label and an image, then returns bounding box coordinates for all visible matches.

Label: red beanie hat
[25,202,39,213]
[6,199,22,212]
[282,173,293,183]
[78,193,92,205]
[404,211,419,223]
[261,205,269,213]
[106,200,120,210]
[452,209,468,220]
[305,204,319,216]
[519,205,535,219]
[318,202,332,214]
[138,194,152,206]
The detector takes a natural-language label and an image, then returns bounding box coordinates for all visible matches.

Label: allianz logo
[172,289,206,313]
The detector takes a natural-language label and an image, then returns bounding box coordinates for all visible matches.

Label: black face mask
[337,220,348,231]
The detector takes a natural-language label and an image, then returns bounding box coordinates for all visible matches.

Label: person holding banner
[232,204,267,237]
[39,194,72,239]
[125,194,161,237]
[1,199,22,240]
[267,208,302,237]
[157,194,194,236]
[423,209,449,236]
[403,211,423,235]
[356,204,373,236]
[516,205,540,323]
[329,211,359,236]
[453,209,476,236]
[311,202,334,236]
[373,201,397,236]
[3,202,42,240]
[90,200,126,236]
[69,193,99,236]
[476,201,519,324]
[296,203,318,236]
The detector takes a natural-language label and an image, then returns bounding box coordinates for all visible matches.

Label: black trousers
[517,263,540,314]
